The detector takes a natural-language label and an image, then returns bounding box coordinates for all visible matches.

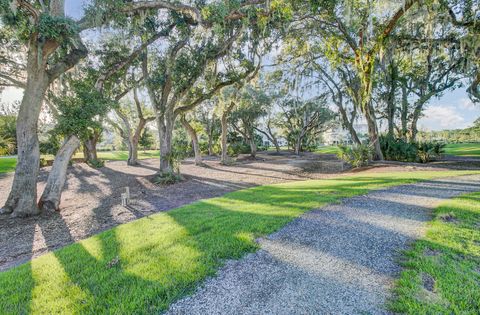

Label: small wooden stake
[121,193,128,207]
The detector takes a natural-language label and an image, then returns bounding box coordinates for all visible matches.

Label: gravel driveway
[166,174,480,315]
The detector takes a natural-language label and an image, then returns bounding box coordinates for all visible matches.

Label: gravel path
[166,174,480,315]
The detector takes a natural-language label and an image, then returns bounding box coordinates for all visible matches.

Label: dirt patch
[421,273,436,292]
[438,212,459,223]
[424,248,441,257]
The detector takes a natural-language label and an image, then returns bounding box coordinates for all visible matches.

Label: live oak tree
[0,0,274,216]
[230,85,270,158]
[277,96,336,155]
[108,87,156,166]
[39,77,112,211]
[140,0,284,176]
[196,100,221,156]
[280,0,421,160]
[0,0,88,217]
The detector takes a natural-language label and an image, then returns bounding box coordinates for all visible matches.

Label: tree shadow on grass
[0,198,297,313]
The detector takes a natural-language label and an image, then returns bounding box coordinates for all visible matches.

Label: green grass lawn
[72,150,160,161]
[444,143,480,158]
[316,145,340,154]
[0,150,160,174]
[389,191,480,314]
[0,158,16,174]
[0,170,478,314]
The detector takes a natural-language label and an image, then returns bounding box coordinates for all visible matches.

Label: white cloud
[419,105,466,131]
[459,98,477,110]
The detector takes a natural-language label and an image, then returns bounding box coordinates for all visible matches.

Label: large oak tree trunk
[127,139,139,166]
[157,111,175,174]
[208,136,214,156]
[39,135,80,212]
[386,63,397,138]
[294,134,303,156]
[127,120,147,166]
[337,106,361,145]
[83,136,98,163]
[180,116,203,166]
[409,102,424,142]
[400,84,409,140]
[1,42,50,217]
[249,136,257,158]
[365,104,384,160]
[220,112,229,164]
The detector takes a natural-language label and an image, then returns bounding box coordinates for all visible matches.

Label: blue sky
[1,0,478,131]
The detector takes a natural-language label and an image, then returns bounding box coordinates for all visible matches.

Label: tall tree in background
[109,88,156,166]
[278,96,336,155]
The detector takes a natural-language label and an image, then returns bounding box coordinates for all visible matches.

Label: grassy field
[0,170,478,314]
[390,191,480,314]
[0,150,160,174]
[444,143,480,158]
[315,143,480,158]
[315,145,341,154]
[0,158,16,174]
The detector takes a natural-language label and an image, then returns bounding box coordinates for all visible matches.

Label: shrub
[39,134,61,155]
[0,135,15,155]
[337,144,373,168]
[152,172,183,185]
[379,136,445,163]
[417,142,445,163]
[380,135,417,162]
[39,158,49,167]
[87,159,104,168]
[228,141,251,156]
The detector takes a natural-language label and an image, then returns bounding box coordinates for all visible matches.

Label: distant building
[322,123,368,145]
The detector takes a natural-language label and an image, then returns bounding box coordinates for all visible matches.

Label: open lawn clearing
[0,169,479,314]
[444,143,480,158]
[390,190,480,314]
[316,146,340,154]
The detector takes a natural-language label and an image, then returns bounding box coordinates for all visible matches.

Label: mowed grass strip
[444,143,480,158]
[0,171,478,314]
[0,150,160,174]
[316,145,341,154]
[0,158,16,174]
[390,191,480,314]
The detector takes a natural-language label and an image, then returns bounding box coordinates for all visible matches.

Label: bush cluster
[337,144,373,168]
[380,136,445,163]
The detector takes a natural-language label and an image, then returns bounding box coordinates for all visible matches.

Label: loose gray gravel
[166,175,480,315]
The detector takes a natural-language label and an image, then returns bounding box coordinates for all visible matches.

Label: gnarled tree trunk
[400,84,409,140]
[83,136,99,163]
[220,112,229,164]
[249,137,257,158]
[365,104,384,160]
[180,116,203,166]
[157,110,175,174]
[39,135,80,212]
[1,51,49,217]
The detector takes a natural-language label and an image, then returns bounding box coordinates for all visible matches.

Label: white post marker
[121,193,128,207]
[125,187,130,199]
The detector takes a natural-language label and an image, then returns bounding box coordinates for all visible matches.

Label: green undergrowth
[0,170,478,314]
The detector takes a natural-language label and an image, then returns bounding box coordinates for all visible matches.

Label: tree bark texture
[39,135,80,212]
[180,116,203,166]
